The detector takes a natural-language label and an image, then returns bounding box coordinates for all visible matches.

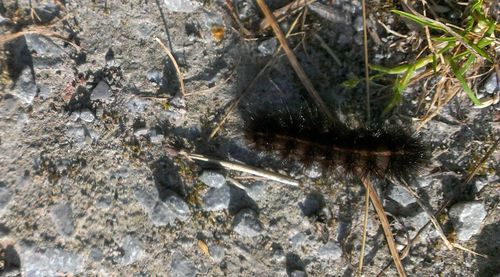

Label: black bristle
[245,111,427,181]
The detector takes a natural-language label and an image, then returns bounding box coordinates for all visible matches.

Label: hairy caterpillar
[244,110,427,181]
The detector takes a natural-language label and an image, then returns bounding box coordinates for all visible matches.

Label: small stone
[233,209,262,237]
[91,81,112,102]
[66,126,86,145]
[150,134,165,144]
[387,185,415,207]
[289,232,306,249]
[89,248,103,262]
[482,72,499,94]
[257,38,277,56]
[25,34,64,58]
[134,128,149,137]
[318,241,342,260]
[126,96,150,113]
[34,4,60,23]
[203,184,230,211]
[245,182,265,200]
[164,194,191,220]
[79,109,95,122]
[198,171,226,188]
[208,244,225,262]
[150,201,177,227]
[134,187,158,210]
[304,162,322,179]
[0,187,12,210]
[291,270,307,277]
[170,252,198,277]
[10,67,37,105]
[20,247,83,276]
[353,16,364,32]
[120,235,144,265]
[164,0,200,13]
[146,70,163,85]
[449,201,487,241]
[474,177,488,193]
[50,202,75,237]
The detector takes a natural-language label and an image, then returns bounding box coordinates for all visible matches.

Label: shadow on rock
[475,221,500,276]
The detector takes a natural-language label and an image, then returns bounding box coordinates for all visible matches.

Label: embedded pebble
[474,177,488,193]
[198,171,226,188]
[89,248,103,262]
[20,247,83,276]
[449,201,487,241]
[482,72,499,94]
[25,34,64,59]
[120,235,144,265]
[304,162,323,179]
[50,202,75,237]
[318,241,342,260]
[233,209,262,237]
[387,185,415,207]
[291,270,307,277]
[134,187,159,210]
[164,194,191,220]
[33,4,60,23]
[353,16,364,32]
[245,182,265,200]
[0,186,12,210]
[150,201,178,227]
[208,244,225,262]
[170,252,198,277]
[257,38,277,56]
[164,0,200,12]
[203,184,231,211]
[91,81,112,102]
[79,109,95,122]
[10,67,37,105]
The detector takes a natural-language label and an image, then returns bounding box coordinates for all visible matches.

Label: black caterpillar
[245,110,427,181]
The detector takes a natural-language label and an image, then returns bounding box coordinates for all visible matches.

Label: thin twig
[155,37,186,97]
[256,0,334,122]
[360,176,407,277]
[188,153,300,187]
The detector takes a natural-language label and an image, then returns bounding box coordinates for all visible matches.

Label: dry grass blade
[256,0,334,122]
[187,153,300,187]
[0,27,80,50]
[358,186,370,276]
[259,0,316,31]
[155,37,186,97]
[360,176,407,277]
[361,0,371,122]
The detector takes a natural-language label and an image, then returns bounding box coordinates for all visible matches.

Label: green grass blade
[446,56,483,105]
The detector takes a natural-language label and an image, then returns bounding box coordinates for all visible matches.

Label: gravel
[318,241,342,260]
[198,170,226,188]
[387,184,416,208]
[233,209,262,238]
[170,252,198,277]
[203,184,231,211]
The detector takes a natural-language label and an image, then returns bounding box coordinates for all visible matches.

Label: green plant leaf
[446,56,483,105]
[383,63,417,114]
